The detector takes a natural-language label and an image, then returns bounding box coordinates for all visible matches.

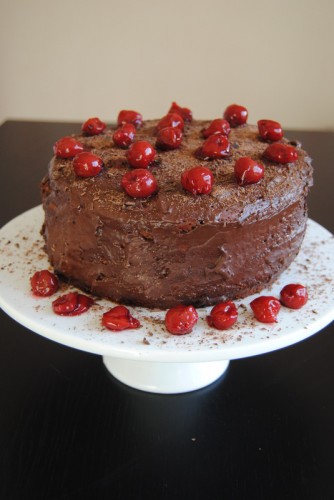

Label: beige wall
[1,0,333,129]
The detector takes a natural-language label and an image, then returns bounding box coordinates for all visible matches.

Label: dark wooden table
[1,121,333,500]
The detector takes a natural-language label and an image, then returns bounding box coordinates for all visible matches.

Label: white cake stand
[1,206,334,394]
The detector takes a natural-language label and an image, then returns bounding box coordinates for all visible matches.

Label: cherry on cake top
[157,113,185,132]
[234,157,265,186]
[156,126,182,150]
[263,142,298,164]
[126,141,156,168]
[121,168,158,198]
[168,101,193,122]
[181,166,214,195]
[117,109,143,128]
[53,136,84,159]
[223,104,248,127]
[113,123,136,148]
[52,103,301,200]
[196,133,230,160]
[258,119,283,142]
[202,118,231,138]
[73,152,103,177]
[82,117,106,136]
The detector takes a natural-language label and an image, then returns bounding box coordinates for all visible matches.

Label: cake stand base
[103,357,230,394]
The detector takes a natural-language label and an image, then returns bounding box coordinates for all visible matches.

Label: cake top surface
[46,112,313,226]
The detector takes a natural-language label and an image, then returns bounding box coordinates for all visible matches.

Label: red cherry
[30,270,59,297]
[53,292,78,315]
[156,126,182,150]
[202,119,231,138]
[258,120,283,142]
[73,152,103,177]
[234,157,265,185]
[82,117,106,136]
[263,143,298,164]
[117,109,143,128]
[52,292,94,316]
[250,296,281,323]
[113,123,136,148]
[168,102,193,122]
[127,141,156,168]
[165,305,198,335]
[71,294,94,315]
[102,305,141,331]
[196,134,230,160]
[53,137,84,159]
[280,284,308,309]
[223,104,248,127]
[121,168,158,198]
[207,301,238,330]
[181,166,213,195]
[156,113,184,132]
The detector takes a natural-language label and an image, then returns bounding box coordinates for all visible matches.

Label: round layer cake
[41,107,313,308]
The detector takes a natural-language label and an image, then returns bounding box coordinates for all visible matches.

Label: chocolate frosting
[41,120,313,308]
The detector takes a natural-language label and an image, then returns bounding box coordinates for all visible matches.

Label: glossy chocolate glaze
[41,120,313,308]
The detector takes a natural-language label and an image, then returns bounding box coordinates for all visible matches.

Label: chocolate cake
[41,107,313,309]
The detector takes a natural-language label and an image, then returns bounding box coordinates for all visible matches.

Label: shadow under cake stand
[0,206,333,394]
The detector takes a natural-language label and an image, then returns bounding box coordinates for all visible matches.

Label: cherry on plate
[52,292,94,316]
[165,305,198,335]
[207,301,238,330]
[30,270,59,297]
[102,305,141,331]
[280,283,308,309]
[250,296,281,323]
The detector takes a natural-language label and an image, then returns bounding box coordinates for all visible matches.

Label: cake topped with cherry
[41,102,313,309]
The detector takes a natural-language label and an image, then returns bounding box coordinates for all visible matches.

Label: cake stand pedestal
[103,357,230,393]
[1,206,334,394]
